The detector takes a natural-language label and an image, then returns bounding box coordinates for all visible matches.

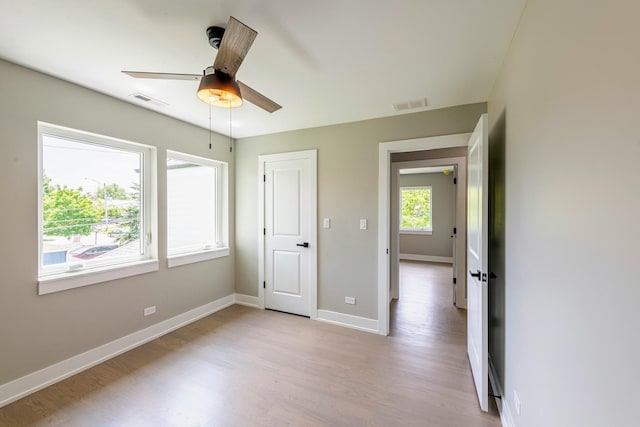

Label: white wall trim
[316,309,379,334]
[399,253,453,264]
[167,247,230,268]
[234,293,261,308]
[0,294,236,408]
[378,133,471,335]
[489,356,514,427]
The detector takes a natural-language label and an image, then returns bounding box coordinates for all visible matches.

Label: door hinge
[263,174,266,182]
[263,228,266,235]
[453,227,457,235]
[453,277,457,284]
[386,248,389,255]
[454,177,457,184]
[263,281,266,289]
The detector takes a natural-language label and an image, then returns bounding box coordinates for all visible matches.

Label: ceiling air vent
[129,92,169,108]
[392,97,428,112]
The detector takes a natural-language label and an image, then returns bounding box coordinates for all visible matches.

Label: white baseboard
[399,253,453,264]
[489,356,515,427]
[0,294,236,408]
[234,293,261,308]
[316,309,379,334]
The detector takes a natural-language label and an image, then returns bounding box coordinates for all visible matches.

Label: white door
[262,150,317,317]
[451,166,458,305]
[467,114,489,411]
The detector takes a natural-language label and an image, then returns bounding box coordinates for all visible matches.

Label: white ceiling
[0,0,525,138]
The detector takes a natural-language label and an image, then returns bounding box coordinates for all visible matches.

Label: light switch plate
[359,219,367,230]
[323,218,331,229]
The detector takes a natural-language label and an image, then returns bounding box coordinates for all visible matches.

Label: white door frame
[377,133,470,335]
[258,150,318,319]
[390,156,467,308]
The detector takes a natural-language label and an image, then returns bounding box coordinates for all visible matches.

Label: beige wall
[398,172,454,258]
[0,60,235,385]
[488,0,640,425]
[235,103,486,319]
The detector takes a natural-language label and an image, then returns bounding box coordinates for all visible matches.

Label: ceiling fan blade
[213,17,257,77]
[122,71,202,81]
[238,81,282,113]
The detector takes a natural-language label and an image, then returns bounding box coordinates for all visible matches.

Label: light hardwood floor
[0,261,500,426]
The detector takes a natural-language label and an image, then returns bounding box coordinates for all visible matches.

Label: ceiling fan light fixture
[197,69,243,108]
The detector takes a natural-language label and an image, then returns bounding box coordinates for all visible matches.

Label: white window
[166,150,228,267]
[400,186,432,234]
[38,122,157,295]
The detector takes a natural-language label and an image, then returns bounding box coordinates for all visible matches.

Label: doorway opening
[377,133,470,336]
[392,163,459,304]
[379,115,491,413]
[390,160,462,335]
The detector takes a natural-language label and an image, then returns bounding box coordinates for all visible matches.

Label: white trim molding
[0,294,236,408]
[489,356,515,427]
[399,254,453,264]
[167,247,230,268]
[316,310,379,334]
[39,260,159,295]
[234,293,261,308]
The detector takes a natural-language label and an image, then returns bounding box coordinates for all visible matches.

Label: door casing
[377,133,470,335]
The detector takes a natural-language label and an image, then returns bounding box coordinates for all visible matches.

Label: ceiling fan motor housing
[207,26,225,49]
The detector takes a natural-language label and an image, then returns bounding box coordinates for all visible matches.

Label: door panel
[467,113,489,411]
[272,169,301,236]
[273,251,301,295]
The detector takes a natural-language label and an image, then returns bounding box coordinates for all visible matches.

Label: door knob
[296,242,309,248]
[469,270,481,279]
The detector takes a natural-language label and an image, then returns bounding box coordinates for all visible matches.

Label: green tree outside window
[400,187,432,231]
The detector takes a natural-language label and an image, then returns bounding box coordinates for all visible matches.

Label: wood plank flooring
[0,261,500,426]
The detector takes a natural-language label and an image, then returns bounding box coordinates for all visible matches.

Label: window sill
[167,247,230,268]
[38,259,159,295]
[400,230,433,236]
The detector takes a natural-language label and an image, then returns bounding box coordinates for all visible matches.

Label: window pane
[41,135,143,272]
[400,187,432,230]
[167,156,217,255]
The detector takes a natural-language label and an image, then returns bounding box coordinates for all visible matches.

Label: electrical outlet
[345,296,356,305]
[143,306,156,316]
[513,390,521,416]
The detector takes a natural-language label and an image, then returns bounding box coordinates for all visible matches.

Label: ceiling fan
[122,16,281,113]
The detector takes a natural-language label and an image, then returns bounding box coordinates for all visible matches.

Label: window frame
[37,122,158,295]
[166,150,229,268]
[399,185,433,235]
